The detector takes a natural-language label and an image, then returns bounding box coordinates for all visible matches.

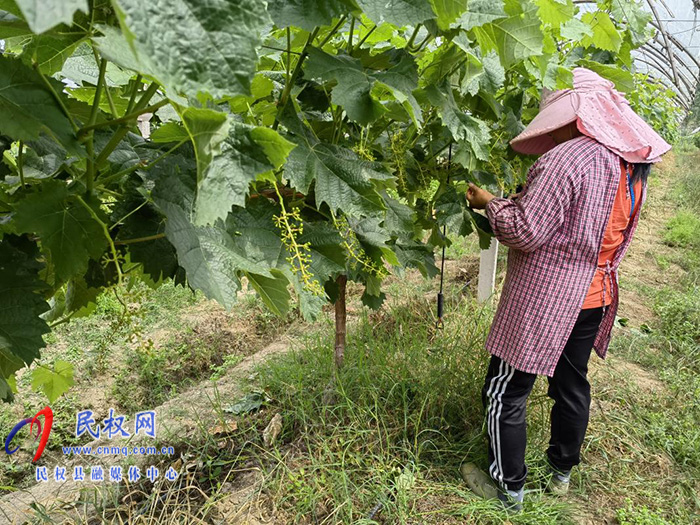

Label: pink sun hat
[510,67,672,163]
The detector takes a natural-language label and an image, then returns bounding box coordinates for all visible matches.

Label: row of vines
[0,0,680,402]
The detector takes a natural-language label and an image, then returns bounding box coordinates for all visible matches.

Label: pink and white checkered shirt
[484,135,646,377]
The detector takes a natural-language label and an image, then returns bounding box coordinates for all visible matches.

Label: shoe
[546,466,571,495]
[497,487,524,513]
[459,463,498,500]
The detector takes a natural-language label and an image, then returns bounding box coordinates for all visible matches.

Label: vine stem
[406,24,423,49]
[125,74,143,115]
[286,28,292,85]
[115,233,166,245]
[97,138,188,187]
[17,141,25,187]
[94,82,161,167]
[86,57,108,194]
[347,17,355,52]
[74,195,123,285]
[272,28,320,131]
[35,66,79,133]
[354,24,376,50]
[79,100,168,135]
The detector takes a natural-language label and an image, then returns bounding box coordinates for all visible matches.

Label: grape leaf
[473,1,544,68]
[194,120,296,226]
[266,0,353,30]
[382,193,416,234]
[455,0,506,31]
[580,12,622,53]
[0,56,80,154]
[14,0,88,34]
[533,0,573,28]
[12,181,108,283]
[435,186,474,236]
[481,51,505,91]
[151,122,190,144]
[284,139,390,217]
[295,222,346,282]
[559,18,593,40]
[31,359,74,402]
[112,0,270,98]
[393,237,438,278]
[0,236,51,402]
[245,270,290,316]
[356,0,435,27]
[21,32,86,74]
[427,84,491,161]
[60,41,133,87]
[180,107,231,182]
[429,0,468,30]
[305,48,386,126]
[0,9,32,38]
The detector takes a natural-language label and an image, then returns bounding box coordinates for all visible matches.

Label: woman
[462,68,671,511]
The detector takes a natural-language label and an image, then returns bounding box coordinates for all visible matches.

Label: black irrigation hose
[436,143,452,329]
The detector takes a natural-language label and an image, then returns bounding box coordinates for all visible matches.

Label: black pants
[481,307,604,492]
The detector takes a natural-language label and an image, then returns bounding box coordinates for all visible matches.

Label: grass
[251,294,577,524]
[663,210,700,248]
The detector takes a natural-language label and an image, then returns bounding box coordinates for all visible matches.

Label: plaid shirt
[484,136,646,377]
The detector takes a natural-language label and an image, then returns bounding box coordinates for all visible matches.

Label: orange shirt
[581,160,642,309]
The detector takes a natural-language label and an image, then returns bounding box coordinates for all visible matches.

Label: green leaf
[374,52,423,126]
[112,0,270,98]
[296,222,346,283]
[429,0,467,30]
[473,1,544,68]
[266,0,352,31]
[195,121,295,225]
[0,236,50,377]
[0,55,80,153]
[0,9,32,38]
[466,207,493,249]
[21,32,86,74]
[577,60,633,92]
[151,122,190,143]
[382,193,415,234]
[455,0,506,31]
[151,159,241,309]
[305,48,386,126]
[580,11,622,53]
[533,0,573,28]
[64,277,100,318]
[459,52,484,96]
[31,360,74,403]
[356,0,435,26]
[435,186,474,236]
[427,84,491,161]
[225,391,265,414]
[60,41,133,87]
[246,270,290,316]
[151,162,290,310]
[12,181,108,283]
[361,289,386,309]
[284,138,390,217]
[481,51,505,91]
[559,17,593,40]
[14,0,87,34]
[393,237,438,278]
[180,107,231,182]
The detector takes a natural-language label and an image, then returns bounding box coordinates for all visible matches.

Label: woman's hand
[466,183,496,210]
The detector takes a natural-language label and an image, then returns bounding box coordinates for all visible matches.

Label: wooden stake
[334,275,347,369]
